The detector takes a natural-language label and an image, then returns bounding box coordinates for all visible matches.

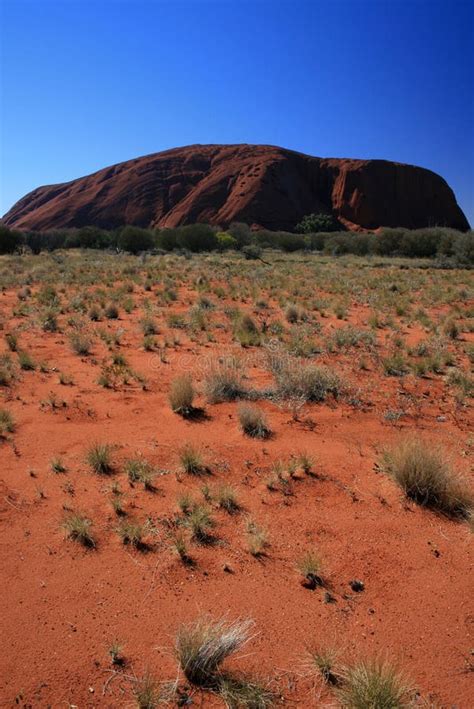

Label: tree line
[0,216,472,265]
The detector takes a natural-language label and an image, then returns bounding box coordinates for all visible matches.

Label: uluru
[2,144,470,233]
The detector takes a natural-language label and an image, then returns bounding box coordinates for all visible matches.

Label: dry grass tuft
[62,512,95,548]
[337,658,413,708]
[238,403,271,438]
[175,616,253,686]
[169,374,195,416]
[382,438,473,519]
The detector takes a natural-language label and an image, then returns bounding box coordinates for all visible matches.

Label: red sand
[1,262,473,707]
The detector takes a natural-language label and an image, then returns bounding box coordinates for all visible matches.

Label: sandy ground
[0,252,473,707]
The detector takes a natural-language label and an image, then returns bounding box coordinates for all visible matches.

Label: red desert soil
[2,143,470,233]
[0,251,473,708]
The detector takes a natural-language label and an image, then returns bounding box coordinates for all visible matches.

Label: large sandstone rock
[2,144,469,232]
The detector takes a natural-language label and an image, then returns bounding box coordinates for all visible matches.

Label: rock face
[2,144,469,232]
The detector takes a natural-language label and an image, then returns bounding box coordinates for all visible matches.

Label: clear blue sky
[1,0,473,225]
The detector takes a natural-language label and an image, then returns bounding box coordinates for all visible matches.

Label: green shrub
[296,213,340,234]
[216,232,238,251]
[176,224,218,252]
[118,226,154,254]
[0,226,22,254]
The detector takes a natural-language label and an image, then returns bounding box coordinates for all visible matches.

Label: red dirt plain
[0,250,473,708]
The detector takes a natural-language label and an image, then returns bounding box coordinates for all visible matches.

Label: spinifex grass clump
[337,659,413,708]
[186,504,214,543]
[175,616,272,706]
[179,443,206,475]
[234,314,261,347]
[62,513,95,548]
[382,438,473,519]
[271,357,341,403]
[308,647,341,686]
[169,374,195,416]
[87,443,114,475]
[69,331,93,356]
[297,551,323,589]
[238,403,271,438]
[204,363,245,403]
[175,616,253,686]
[116,519,146,549]
[0,409,15,437]
[245,519,269,557]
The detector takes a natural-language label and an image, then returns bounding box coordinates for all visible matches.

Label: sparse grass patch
[234,314,261,347]
[0,354,16,386]
[216,484,240,513]
[108,639,125,666]
[18,350,36,371]
[104,302,119,319]
[133,670,164,709]
[308,647,340,686]
[171,530,193,564]
[217,674,274,708]
[5,332,18,351]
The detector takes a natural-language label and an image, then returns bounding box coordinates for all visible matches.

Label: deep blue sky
[1,0,473,225]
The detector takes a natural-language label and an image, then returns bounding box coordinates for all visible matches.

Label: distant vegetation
[0,217,473,265]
